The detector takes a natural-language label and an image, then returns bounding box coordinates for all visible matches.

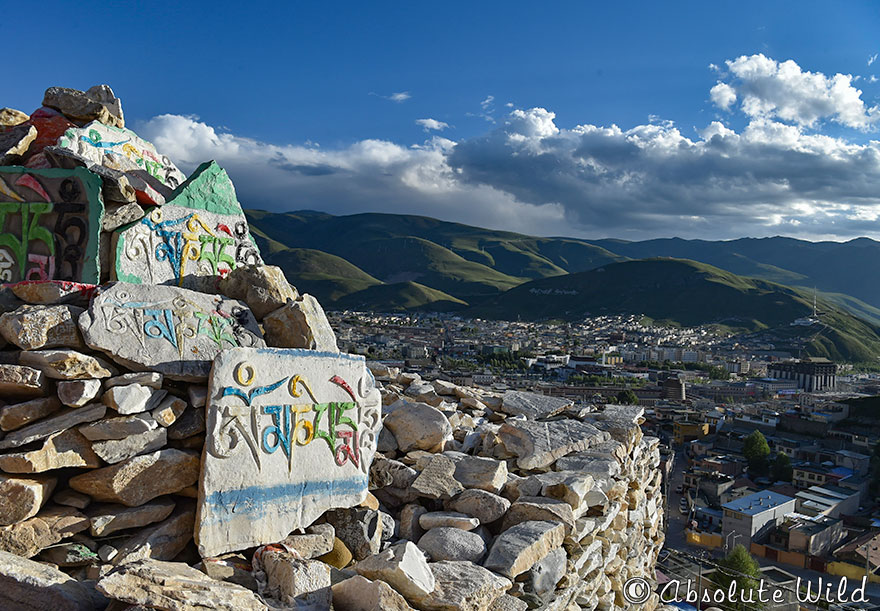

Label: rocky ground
[0,86,668,610]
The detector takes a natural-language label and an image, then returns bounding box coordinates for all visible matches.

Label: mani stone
[411,561,511,611]
[195,348,382,557]
[96,559,267,611]
[0,167,105,284]
[0,429,101,473]
[112,160,262,288]
[43,85,125,128]
[57,379,101,408]
[0,396,61,431]
[384,402,452,452]
[0,505,89,558]
[0,123,37,165]
[69,448,199,506]
[0,403,106,450]
[483,520,565,579]
[498,391,572,419]
[78,283,265,382]
[0,364,49,399]
[89,497,176,537]
[19,349,116,380]
[354,541,436,602]
[332,575,414,611]
[412,454,464,500]
[0,304,84,350]
[0,474,56,525]
[218,264,297,319]
[498,418,610,470]
[262,293,338,351]
[0,550,97,611]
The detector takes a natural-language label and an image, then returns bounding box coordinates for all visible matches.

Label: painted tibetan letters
[113,161,263,289]
[0,166,103,284]
[195,348,382,557]
[78,283,265,381]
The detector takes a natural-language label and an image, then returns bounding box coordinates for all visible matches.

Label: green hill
[334,282,467,312]
[467,258,880,362]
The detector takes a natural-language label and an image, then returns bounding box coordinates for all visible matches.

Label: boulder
[218,264,297,319]
[419,511,480,531]
[0,304,84,350]
[412,455,464,501]
[89,497,176,537]
[411,560,511,611]
[417,527,487,562]
[332,575,414,611]
[96,559,267,611]
[19,349,116,380]
[110,506,195,566]
[483,520,565,579]
[0,474,56,525]
[0,505,89,557]
[259,552,331,608]
[57,379,101,408]
[0,124,37,165]
[43,85,124,128]
[0,550,97,610]
[91,427,167,464]
[102,384,165,415]
[0,364,50,399]
[79,413,157,441]
[279,522,335,559]
[498,391,572,419]
[0,429,101,473]
[262,293,338,351]
[0,403,106,450]
[498,418,610,470]
[448,489,510,524]
[325,507,383,561]
[384,402,452,452]
[0,108,29,126]
[354,541,435,602]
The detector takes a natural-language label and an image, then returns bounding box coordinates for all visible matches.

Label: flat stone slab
[0,167,103,284]
[0,403,106,450]
[79,282,265,381]
[498,418,610,470]
[112,161,263,289]
[0,550,96,611]
[195,348,382,557]
[0,364,49,399]
[499,391,572,419]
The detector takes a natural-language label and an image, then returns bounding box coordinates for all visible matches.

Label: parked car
[675,484,684,494]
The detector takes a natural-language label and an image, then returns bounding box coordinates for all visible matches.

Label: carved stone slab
[195,348,382,558]
[0,167,103,284]
[78,283,265,382]
[112,161,263,290]
[53,122,185,191]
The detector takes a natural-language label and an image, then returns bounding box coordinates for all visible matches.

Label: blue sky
[6,1,880,240]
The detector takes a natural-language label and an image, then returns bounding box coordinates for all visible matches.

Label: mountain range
[244,210,880,362]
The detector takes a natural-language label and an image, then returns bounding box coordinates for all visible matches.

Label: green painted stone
[113,161,262,289]
[0,166,103,284]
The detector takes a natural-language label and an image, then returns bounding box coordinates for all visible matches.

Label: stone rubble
[0,84,666,611]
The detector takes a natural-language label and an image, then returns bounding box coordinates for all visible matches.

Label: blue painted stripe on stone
[250,348,365,362]
[204,476,368,522]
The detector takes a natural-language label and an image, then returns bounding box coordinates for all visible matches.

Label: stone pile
[0,86,667,611]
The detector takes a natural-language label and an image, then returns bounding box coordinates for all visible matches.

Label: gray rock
[263,293,338,351]
[450,454,508,493]
[260,552,331,608]
[0,108,28,126]
[483,520,565,579]
[91,427,168,464]
[498,391,572,419]
[332,575,414,611]
[218,264,297,319]
[0,364,49,399]
[0,505,89,558]
[412,454,464,500]
[399,503,428,542]
[151,395,186,427]
[498,418,610,470]
[448,489,511,524]
[110,506,195,566]
[502,497,575,537]
[0,403,106,450]
[0,396,61,431]
[418,527,487,562]
[411,560,511,611]
[325,507,383,561]
[0,474,56,525]
[525,547,566,597]
[102,384,166,415]
[57,379,102,408]
[354,541,435,602]
[68,449,200,506]
[0,429,101,473]
[89,497,176,536]
[96,559,267,611]
[384,403,452,452]
[37,542,98,567]
[0,124,36,165]
[102,201,144,232]
[53,489,91,509]
[43,85,124,127]
[0,304,84,350]
[105,372,163,390]
[0,550,96,610]
[19,349,116,380]
[79,283,265,381]
[419,511,480,531]
[79,413,157,441]
[166,407,205,440]
[280,523,335,559]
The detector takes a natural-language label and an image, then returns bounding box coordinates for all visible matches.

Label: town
[331,310,880,609]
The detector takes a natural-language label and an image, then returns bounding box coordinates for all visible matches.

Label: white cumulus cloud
[416,118,449,132]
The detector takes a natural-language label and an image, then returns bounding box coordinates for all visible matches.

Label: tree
[712,544,766,610]
[743,430,771,477]
[616,389,639,405]
[771,452,793,483]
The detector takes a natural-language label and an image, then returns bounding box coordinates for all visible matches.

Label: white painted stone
[195,347,382,557]
[79,283,265,381]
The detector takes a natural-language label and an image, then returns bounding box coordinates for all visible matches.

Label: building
[767,358,837,392]
[722,490,797,549]
[661,377,686,401]
[794,484,861,518]
[770,515,845,556]
[673,421,709,444]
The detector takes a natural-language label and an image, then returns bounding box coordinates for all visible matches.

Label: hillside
[466,258,880,362]
[333,281,467,312]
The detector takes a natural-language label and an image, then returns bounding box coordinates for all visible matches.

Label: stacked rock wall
[0,86,665,611]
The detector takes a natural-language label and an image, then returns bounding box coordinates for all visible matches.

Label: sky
[5,0,880,241]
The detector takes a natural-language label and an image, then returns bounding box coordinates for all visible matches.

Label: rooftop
[722,490,796,516]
